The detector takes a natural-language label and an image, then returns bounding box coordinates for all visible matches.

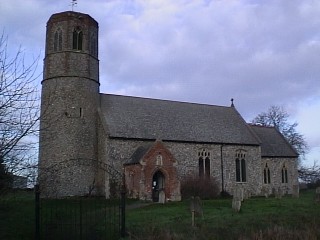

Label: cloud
[0,0,319,164]
[95,1,320,114]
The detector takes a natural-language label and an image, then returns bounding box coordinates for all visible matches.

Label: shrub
[307,179,320,189]
[180,175,219,200]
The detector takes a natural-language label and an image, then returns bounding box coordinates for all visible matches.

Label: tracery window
[198,148,210,179]
[53,28,62,51]
[235,150,246,182]
[263,163,271,184]
[73,27,83,50]
[281,164,288,183]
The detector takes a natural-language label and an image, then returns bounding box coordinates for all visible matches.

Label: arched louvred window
[73,27,83,50]
[235,150,247,182]
[54,28,62,51]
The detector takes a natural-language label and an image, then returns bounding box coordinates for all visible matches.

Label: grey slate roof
[249,125,298,158]
[100,94,260,145]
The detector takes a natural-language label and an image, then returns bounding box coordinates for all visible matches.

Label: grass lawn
[0,189,319,240]
[125,190,320,239]
[0,190,36,240]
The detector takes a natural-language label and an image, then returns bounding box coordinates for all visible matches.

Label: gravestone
[233,187,244,201]
[232,198,241,212]
[232,187,243,212]
[292,185,299,198]
[159,190,165,204]
[190,196,203,226]
[243,189,250,200]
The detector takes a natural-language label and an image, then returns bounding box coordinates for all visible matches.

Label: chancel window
[73,27,83,50]
[235,150,246,182]
[281,164,288,183]
[263,163,271,184]
[198,149,210,179]
[53,28,62,51]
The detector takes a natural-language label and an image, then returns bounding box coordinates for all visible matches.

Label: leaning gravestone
[190,196,203,226]
[315,187,320,203]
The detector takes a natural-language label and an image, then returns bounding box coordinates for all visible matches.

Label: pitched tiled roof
[100,94,260,145]
[249,125,298,158]
[125,144,152,165]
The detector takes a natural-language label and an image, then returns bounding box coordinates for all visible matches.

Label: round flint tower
[39,11,99,197]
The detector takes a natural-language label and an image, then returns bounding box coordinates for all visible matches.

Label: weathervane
[70,0,77,11]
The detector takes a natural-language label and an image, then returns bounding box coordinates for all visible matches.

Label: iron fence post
[120,172,126,238]
[35,184,40,240]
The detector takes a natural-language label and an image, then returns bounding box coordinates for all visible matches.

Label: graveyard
[0,188,320,239]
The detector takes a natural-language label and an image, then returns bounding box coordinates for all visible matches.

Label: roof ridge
[101,93,231,109]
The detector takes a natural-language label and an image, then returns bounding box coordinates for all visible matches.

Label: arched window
[235,150,246,182]
[205,157,210,178]
[263,163,271,184]
[199,157,204,178]
[198,148,210,179]
[281,164,288,183]
[53,28,62,51]
[73,27,83,50]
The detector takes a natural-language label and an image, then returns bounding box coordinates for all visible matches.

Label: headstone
[243,189,250,200]
[233,187,244,201]
[292,185,299,198]
[190,196,203,216]
[159,190,165,204]
[232,188,243,212]
[315,187,320,203]
[190,196,203,226]
[232,198,241,212]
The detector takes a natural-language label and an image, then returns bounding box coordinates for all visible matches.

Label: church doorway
[152,171,165,202]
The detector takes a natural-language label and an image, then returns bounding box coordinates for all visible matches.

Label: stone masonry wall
[261,157,298,195]
[105,138,263,197]
[39,12,99,198]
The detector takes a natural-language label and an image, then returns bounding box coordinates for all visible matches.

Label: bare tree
[298,161,320,187]
[0,32,40,191]
[251,105,308,160]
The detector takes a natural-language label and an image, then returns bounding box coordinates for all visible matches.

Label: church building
[38,11,299,201]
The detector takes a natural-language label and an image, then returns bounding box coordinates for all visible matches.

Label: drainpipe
[220,144,225,193]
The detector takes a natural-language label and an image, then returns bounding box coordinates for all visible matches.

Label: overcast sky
[1,0,319,166]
